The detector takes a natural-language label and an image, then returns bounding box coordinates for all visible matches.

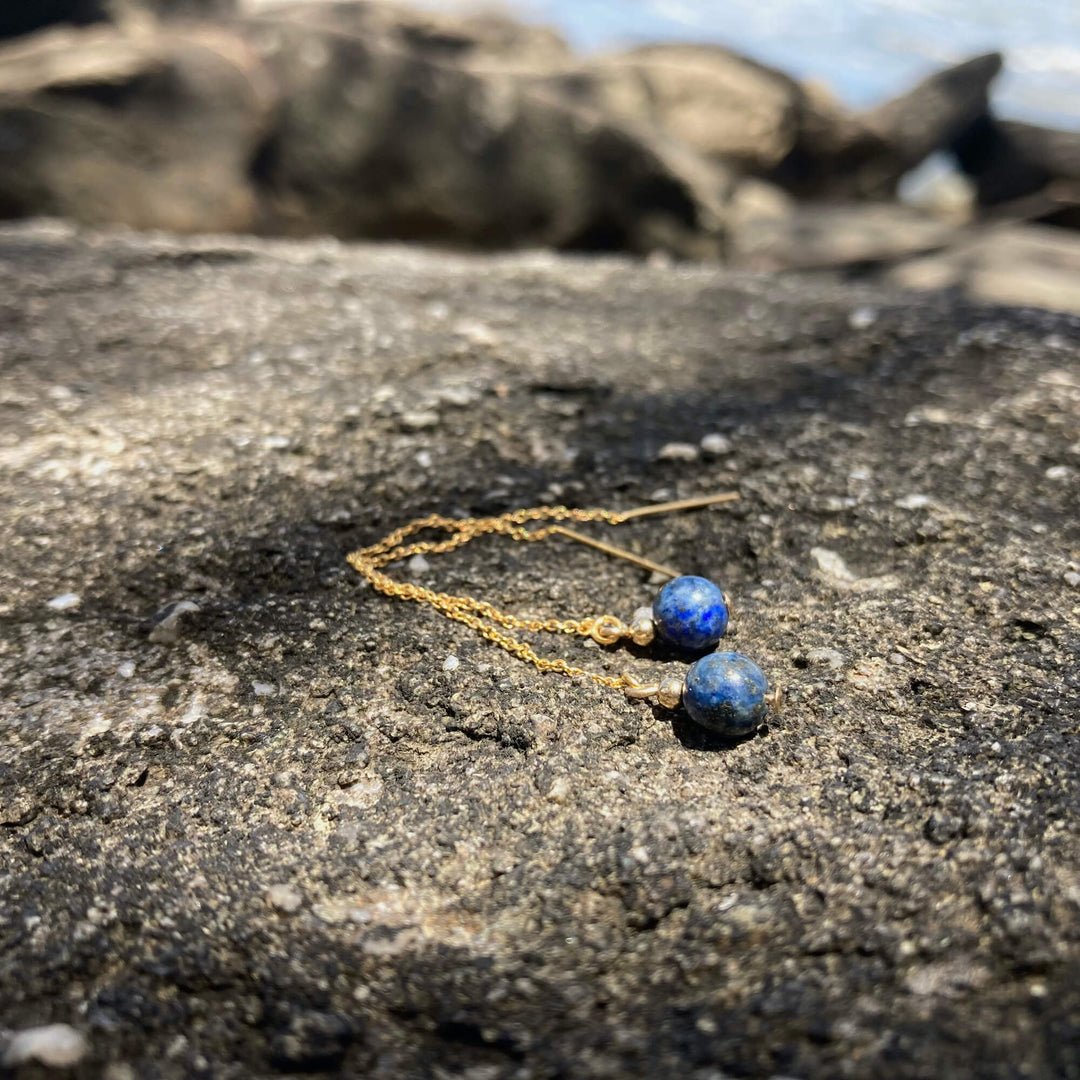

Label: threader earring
[347,494,781,738]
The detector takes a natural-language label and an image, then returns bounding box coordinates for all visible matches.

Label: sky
[425,0,1080,129]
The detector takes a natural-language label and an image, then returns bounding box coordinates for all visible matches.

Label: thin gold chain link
[346,506,633,689]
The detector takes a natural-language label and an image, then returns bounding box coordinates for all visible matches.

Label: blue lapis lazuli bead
[652,575,729,652]
[683,652,769,736]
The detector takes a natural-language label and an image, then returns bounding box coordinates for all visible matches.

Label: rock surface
[564,43,810,174]
[0,24,276,231]
[953,115,1080,215]
[242,13,732,254]
[1,221,1079,1079]
[887,222,1080,315]
[1,0,1079,306]
[856,52,1003,197]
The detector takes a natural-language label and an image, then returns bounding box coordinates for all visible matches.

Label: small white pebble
[407,554,430,575]
[117,661,136,679]
[545,776,572,804]
[1045,465,1072,481]
[1065,572,1080,588]
[806,647,845,669]
[849,306,878,330]
[266,884,304,914]
[399,410,439,431]
[3,1024,89,1069]
[148,600,200,643]
[895,493,931,510]
[46,593,81,611]
[252,682,276,697]
[443,654,460,672]
[810,547,858,584]
[905,406,951,427]
[823,496,857,512]
[263,435,290,450]
[415,451,432,468]
[657,442,700,463]
[700,433,732,456]
[440,385,480,408]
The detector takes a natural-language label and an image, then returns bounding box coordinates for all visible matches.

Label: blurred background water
[444,0,1080,130]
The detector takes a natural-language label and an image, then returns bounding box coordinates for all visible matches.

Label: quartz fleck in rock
[46,592,80,611]
[895,493,931,509]
[849,306,878,329]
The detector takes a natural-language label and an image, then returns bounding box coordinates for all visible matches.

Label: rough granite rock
[241,13,732,254]
[0,24,276,231]
[887,222,1080,317]
[0,220,1079,1079]
[250,0,573,70]
[857,53,1004,198]
[953,115,1080,213]
[565,43,807,173]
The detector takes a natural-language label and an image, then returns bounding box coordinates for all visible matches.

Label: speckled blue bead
[683,652,769,736]
[652,575,728,652]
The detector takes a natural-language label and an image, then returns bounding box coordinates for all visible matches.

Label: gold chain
[347,494,740,691]
[347,506,632,688]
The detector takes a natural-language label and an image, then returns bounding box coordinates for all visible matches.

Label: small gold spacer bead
[629,616,655,647]
[765,685,784,713]
[657,677,684,710]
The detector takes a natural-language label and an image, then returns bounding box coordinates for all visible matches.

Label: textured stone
[0,222,1078,1078]
[0,24,275,231]
[238,12,732,255]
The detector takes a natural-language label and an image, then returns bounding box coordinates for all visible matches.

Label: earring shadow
[660,706,771,752]
[603,639,712,664]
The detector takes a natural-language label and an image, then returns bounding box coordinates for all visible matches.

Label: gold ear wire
[546,526,681,579]
[614,491,739,521]
[543,491,741,577]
